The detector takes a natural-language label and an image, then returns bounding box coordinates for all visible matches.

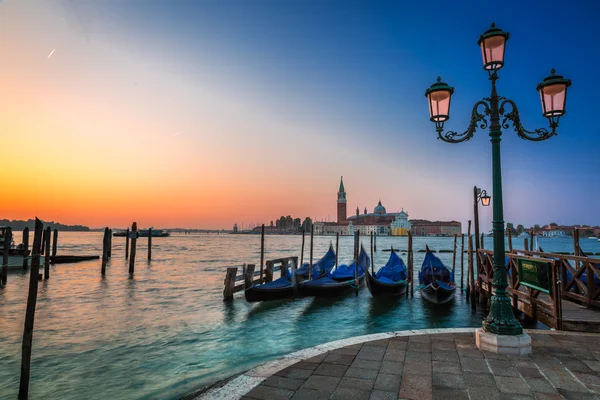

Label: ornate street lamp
[477,188,491,207]
[425,23,571,337]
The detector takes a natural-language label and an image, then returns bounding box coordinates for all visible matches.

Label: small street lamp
[477,188,491,207]
[425,23,571,339]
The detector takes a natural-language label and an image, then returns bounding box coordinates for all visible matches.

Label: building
[410,219,461,237]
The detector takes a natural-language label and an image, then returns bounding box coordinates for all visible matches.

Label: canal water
[0,233,597,399]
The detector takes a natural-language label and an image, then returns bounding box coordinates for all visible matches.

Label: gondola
[245,246,336,302]
[298,246,369,297]
[419,245,456,304]
[366,247,408,297]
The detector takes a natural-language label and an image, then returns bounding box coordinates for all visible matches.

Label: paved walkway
[235,330,600,400]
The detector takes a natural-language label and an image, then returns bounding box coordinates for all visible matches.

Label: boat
[291,245,337,282]
[419,245,456,304]
[113,229,170,237]
[366,247,408,297]
[298,246,369,297]
[245,246,337,302]
[0,226,39,269]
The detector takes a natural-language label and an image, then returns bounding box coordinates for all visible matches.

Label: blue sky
[4,0,598,229]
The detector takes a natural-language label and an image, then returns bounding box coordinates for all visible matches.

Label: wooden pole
[335,232,339,267]
[1,227,10,285]
[408,229,413,297]
[22,227,29,270]
[223,267,237,301]
[244,264,255,289]
[374,232,377,252]
[101,228,109,275]
[469,234,476,309]
[300,228,305,267]
[290,258,298,296]
[40,228,46,254]
[452,234,457,282]
[260,224,265,281]
[129,222,137,275]
[573,229,580,270]
[473,186,481,256]
[148,228,152,261]
[107,229,112,258]
[354,230,359,295]
[524,238,529,253]
[265,261,273,283]
[466,220,472,299]
[125,227,130,259]
[529,230,534,251]
[308,224,314,280]
[507,227,513,252]
[51,229,58,258]
[480,233,485,250]
[460,234,465,289]
[44,227,51,279]
[370,232,374,275]
[18,218,43,399]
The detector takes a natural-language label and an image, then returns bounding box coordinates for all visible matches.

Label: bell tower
[337,176,347,223]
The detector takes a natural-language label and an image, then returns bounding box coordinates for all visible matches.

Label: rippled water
[0,233,598,399]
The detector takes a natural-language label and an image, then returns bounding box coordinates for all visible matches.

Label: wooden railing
[477,249,600,329]
[223,256,298,301]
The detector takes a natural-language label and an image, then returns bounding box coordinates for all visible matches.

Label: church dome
[374,200,386,215]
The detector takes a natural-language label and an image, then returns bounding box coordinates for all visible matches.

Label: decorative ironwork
[499,99,558,141]
[436,101,490,143]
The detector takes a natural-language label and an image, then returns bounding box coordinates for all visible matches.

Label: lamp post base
[475,328,532,355]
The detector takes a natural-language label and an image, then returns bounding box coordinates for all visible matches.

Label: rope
[1,254,44,268]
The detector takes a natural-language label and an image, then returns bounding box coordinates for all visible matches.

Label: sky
[1,0,599,230]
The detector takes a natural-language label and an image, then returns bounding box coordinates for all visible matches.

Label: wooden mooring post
[452,234,457,281]
[370,232,374,275]
[460,234,465,289]
[259,224,265,282]
[466,220,472,299]
[469,234,476,309]
[18,218,43,399]
[408,230,413,297]
[354,229,359,295]
[125,227,130,259]
[148,228,152,261]
[300,228,305,267]
[44,227,51,279]
[1,227,10,285]
[572,229,580,270]
[51,229,58,258]
[507,228,513,252]
[524,237,529,253]
[223,267,237,302]
[101,228,109,275]
[244,264,255,289]
[107,229,112,258]
[529,230,534,251]
[129,222,137,275]
[308,224,314,280]
[335,232,339,267]
[22,227,29,270]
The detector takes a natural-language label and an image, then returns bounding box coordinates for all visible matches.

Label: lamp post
[473,187,490,303]
[425,23,571,337]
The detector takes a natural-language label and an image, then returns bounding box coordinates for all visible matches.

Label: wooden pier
[477,248,600,332]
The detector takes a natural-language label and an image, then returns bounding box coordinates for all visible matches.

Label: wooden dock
[477,248,600,332]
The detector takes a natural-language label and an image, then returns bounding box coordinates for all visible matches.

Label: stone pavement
[240,331,600,400]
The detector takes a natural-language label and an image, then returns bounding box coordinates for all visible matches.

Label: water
[0,233,597,399]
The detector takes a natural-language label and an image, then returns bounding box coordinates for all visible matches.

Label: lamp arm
[436,100,491,143]
[499,99,558,142]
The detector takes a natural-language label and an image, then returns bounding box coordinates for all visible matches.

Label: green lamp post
[425,23,571,336]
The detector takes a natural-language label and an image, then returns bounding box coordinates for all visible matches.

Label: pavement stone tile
[460,357,488,373]
[518,367,543,379]
[525,378,557,394]
[432,372,466,389]
[305,354,327,363]
[482,351,509,361]
[583,360,600,372]
[374,373,402,392]
[458,348,484,359]
[347,343,364,350]
[388,341,408,351]
[405,351,431,363]
[313,363,348,377]
[495,376,532,395]
[573,372,600,386]
[380,361,403,375]
[276,367,314,380]
[407,342,431,353]
[432,361,461,375]
[383,349,406,363]
[488,359,520,377]
[245,384,294,400]
[499,395,535,400]
[432,388,469,400]
[351,359,382,370]
[390,336,409,342]
[330,387,372,400]
[332,347,360,356]
[431,335,455,342]
[399,373,432,400]
[370,390,398,400]
[367,339,390,348]
[542,368,589,392]
[262,376,305,391]
[543,346,572,356]
[455,341,478,350]
[324,353,356,365]
[294,361,320,370]
[432,341,457,350]
[358,346,386,361]
[301,375,341,391]
[467,386,502,400]
[290,389,333,400]
[463,372,495,388]
[556,389,599,400]
[409,335,431,343]
[568,348,598,361]
[453,333,474,338]
[345,366,379,380]
[403,361,432,376]
[338,376,375,391]
[431,350,459,363]
[586,384,600,395]
[533,394,563,400]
